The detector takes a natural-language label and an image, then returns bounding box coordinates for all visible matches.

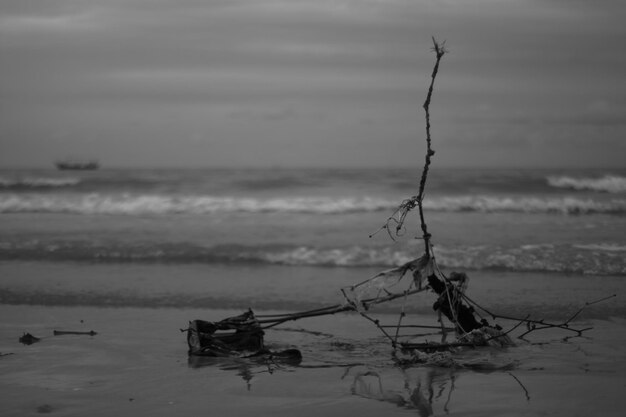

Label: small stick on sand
[53,330,98,336]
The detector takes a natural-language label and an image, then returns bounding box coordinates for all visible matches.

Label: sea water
[1,167,625,316]
[2,167,626,417]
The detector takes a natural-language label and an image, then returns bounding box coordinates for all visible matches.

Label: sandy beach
[2,300,625,417]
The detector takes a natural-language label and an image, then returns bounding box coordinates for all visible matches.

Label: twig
[501,314,531,337]
[417,37,446,256]
[459,291,612,339]
[393,311,406,346]
[257,304,351,329]
[379,324,455,330]
[356,311,397,346]
[507,372,530,401]
[53,330,97,336]
[563,294,616,325]
[380,37,446,254]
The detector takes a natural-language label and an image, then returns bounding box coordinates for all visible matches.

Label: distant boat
[55,160,100,170]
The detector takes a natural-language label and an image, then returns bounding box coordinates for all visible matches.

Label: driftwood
[53,330,98,336]
[185,38,606,360]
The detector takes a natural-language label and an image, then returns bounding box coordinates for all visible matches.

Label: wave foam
[0,241,623,275]
[425,196,626,215]
[0,194,395,215]
[573,243,626,252]
[0,176,81,189]
[0,193,624,215]
[547,175,626,193]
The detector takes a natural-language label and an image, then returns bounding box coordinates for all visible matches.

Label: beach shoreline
[1,261,624,321]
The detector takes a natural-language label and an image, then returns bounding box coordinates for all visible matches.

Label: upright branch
[417,37,446,256]
[379,38,447,254]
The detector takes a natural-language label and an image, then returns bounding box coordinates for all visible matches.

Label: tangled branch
[186,39,612,362]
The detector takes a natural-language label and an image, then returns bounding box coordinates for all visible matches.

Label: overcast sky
[1,0,625,169]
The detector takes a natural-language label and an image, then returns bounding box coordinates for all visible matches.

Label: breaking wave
[0,176,81,189]
[547,175,626,193]
[1,193,625,215]
[0,241,623,275]
[572,243,626,252]
[427,196,626,215]
[0,194,394,215]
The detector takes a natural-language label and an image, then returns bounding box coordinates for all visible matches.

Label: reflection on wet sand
[349,368,454,417]
[347,365,530,416]
[188,350,529,415]
[188,355,300,390]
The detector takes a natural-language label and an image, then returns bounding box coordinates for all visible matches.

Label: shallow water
[1,262,624,319]
[1,168,625,275]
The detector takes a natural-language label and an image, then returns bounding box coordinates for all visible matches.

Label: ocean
[2,167,626,417]
[1,167,625,316]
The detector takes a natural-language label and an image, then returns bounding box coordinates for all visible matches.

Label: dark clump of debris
[186,309,302,364]
[19,332,40,345]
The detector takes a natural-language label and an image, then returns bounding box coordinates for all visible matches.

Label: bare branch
[378,37,446,257]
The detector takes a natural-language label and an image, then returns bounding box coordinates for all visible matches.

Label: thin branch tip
[431,37,448,56]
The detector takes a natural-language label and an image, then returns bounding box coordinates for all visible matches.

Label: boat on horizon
[55,159,100,171]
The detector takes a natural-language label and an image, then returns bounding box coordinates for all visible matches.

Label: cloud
[1,0,625,168]
[0,13,97,33]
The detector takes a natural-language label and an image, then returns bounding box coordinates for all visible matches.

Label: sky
[1,0,625,169]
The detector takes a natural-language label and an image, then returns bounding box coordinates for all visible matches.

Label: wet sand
[1,304,625,417]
